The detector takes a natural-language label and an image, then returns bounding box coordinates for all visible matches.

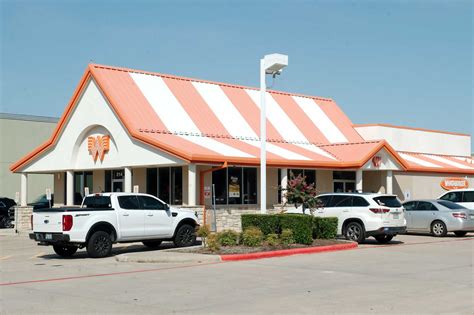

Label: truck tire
[87,231,113,258]
[173,224,196,247]
[374,235,393,244]
[53,245,78,257]
[143,240,162,248]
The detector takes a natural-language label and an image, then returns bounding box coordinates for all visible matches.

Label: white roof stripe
[254,142,310,160]
[422,155,474,170]
[131,73,253,158]
[245,89,307,142]
[454,156,474,164]
[399,153,441,168]
[292,96,348,143]
[294,143,336,160]
[192,81,256,138]
[130,73,200,133]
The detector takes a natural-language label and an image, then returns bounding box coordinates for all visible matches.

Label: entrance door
[111,169,124,192]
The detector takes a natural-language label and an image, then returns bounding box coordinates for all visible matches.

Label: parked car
[29,193,199,258]
[402,199,474,237]
[288,193,406,243]
[438,189,474,209]
[28,194,54,210]
[0,197,16,228]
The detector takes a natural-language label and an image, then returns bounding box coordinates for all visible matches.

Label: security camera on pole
[260,53,288,214]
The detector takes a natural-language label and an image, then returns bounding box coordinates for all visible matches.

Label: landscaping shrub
[207,233,220,251]
[313,217,338,239]
[241,227,264,247]
[280,229,295,246]
[277,214,313,245]
[196,225,211,247]
[241,214,280,235]
[265,233,280,246]
[217,230,240,246]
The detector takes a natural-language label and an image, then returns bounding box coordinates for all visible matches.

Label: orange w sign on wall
[88,135,110,162]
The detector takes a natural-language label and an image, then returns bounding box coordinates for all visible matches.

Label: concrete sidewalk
[115,246,221,263]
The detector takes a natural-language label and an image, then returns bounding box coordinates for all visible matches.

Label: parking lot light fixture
[260,53,288,214]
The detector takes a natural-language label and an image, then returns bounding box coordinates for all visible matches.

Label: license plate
[393,214,399,219]
[45,233,52,240]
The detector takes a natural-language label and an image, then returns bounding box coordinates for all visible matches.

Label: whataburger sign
[88,135,110,162]
[440,177,469,190]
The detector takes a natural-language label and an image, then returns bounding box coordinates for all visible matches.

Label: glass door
[112,169,124,192]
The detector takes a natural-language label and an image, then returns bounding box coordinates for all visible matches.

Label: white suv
[438,189,474,209]
[301,193,406,243]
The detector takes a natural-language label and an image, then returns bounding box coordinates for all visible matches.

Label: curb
[220,242,358,261]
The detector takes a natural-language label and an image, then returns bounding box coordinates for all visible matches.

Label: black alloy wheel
[87,231,113,258]
[53,245,78,257]
[173,224,196,247]
[344,222,365,243]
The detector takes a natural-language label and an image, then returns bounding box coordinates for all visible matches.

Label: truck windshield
[373,196,402,208]
[82,196,112,209]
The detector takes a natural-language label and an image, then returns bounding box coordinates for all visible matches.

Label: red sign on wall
[372,156,382,168]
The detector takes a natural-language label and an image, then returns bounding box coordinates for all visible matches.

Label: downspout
[199,162,228,226]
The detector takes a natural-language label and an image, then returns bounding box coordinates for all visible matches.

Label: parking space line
[0,255,12,261]
[29,252,45,259]
[358,237,473,249]
[0,261,222,287]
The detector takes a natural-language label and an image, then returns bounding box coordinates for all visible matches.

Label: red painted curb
[220,242,358,261]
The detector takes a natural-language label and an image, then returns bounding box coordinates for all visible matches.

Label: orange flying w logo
[88,135,110,162]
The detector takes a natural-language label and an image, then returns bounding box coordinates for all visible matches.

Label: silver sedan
[402,200,474,237]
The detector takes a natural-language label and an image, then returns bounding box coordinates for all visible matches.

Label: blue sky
[1,0,472,149]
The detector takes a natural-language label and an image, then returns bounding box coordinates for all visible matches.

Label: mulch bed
[177,239,350,255]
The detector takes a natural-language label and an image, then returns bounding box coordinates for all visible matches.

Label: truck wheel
[143,240,162,248]
[344,222,365,243]
[87,231,113,258]
[374,235,393,244]
[53,245,78,257]
[173,224,196,247]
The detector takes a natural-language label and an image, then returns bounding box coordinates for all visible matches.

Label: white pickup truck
[29,193,200,258]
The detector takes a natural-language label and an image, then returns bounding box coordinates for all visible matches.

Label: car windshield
[82,196,112,209]
[437,200,467,210]
[373,196,402,208]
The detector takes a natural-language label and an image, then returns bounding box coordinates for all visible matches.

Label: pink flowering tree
[283,173,320,214]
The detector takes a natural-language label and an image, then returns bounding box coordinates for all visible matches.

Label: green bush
[265,233,280,246]
[277,214,313,245]
[241,227,264,247]
[207,233,220,251]
[241,214,280,235]
[280,229,295,246]
[217,230,240,246]
[196,225,211,248]
[313,217,338,239]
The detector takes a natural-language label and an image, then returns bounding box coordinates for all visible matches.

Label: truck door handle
[123,214,130,217]
[147,214,153,217]
[343,210,349,213]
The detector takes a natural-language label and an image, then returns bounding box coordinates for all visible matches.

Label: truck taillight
[369,208,390,214]
[30,214,33,230]
[62,215,73,231]
[452,212,467,220]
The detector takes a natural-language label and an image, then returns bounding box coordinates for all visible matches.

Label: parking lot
[1,231,473,314]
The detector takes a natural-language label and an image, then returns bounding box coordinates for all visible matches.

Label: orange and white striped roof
[398,152,474,173]
[10,64,474,174]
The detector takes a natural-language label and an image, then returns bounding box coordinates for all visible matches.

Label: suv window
[138,196,166,210]
[417,201,438,211]
[118,196,140,210]
[440,192,462,203]
[373,196,402,208]
[82,196,112,209]
[437,200,466,210]
[403,201,417,211]
[352,197,369,207]
[316,196,332,207]
[329,195,352,207]
[462,191,474,202]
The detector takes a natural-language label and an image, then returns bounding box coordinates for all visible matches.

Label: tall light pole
[260,53,288,214]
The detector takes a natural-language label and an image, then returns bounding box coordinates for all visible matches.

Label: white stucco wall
[22,79,184,173]
[355,125,471,156]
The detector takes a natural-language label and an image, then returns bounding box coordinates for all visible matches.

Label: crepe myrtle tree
[282,173,320,214]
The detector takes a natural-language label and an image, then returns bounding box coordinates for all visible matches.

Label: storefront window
[73,171,93,205]
[278,169,316,204]
[146,167,183,205]
[333,171,356,192]
[211,167,257,205]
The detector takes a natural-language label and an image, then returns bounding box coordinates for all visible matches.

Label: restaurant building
[10,64,473,228]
